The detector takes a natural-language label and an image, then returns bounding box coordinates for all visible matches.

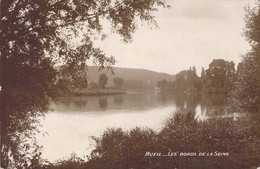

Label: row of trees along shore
[88,74,124,89]
[71,73,126,96]
[157,59,235,94]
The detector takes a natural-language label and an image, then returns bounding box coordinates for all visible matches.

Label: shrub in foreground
[86,109,259,169]
[48,109,259,169]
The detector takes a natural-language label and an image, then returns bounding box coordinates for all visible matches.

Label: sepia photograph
[1,0,260,168]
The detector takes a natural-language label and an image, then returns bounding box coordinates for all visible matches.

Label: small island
[70,74,126,96]
[61,66,176,97]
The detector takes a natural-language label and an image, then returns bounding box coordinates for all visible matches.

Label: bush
[45,109,259,169]
[43,153,87,169]
[86,109,259,169]
[87,128,159,169]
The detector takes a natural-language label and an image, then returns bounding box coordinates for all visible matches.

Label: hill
[85,66,175,89]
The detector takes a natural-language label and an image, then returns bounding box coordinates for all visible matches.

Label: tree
[99,74,108,89]
[230,3,260,113]
[186,66,201,92]
[206,59,235,89]
[113,77,124,88]
[157,79,170,91]
[0,0,169,167]
[175,70,187,92]
[201,67,206,83]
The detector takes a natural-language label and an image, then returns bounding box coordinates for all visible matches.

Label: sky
[95,0,258,75]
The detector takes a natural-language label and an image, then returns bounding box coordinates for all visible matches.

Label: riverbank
[71,88,126,96]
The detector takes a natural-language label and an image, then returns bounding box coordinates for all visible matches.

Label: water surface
[37,92,228,161]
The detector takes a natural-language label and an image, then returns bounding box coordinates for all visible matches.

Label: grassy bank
[42,109,259,169]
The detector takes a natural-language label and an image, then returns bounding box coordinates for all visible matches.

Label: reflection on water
[51,92,228,117]
[98,97,108,110]
[113,95,124,105]
[39,92,228,161]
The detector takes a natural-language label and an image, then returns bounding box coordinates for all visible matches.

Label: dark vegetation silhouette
[229,5,260,114]
[45,109,259,169]
[0,0,170,168]
[157,59,235,94]
[98,73,108,89]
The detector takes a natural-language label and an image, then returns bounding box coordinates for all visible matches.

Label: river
[37,91,228,162]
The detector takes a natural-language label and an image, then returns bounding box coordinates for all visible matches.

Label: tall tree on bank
[230,3,260,114]
[206,59,235,89]
[99,73,108,89]
[0,0,169,167]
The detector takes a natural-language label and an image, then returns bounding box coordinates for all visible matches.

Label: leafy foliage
[44,153,87,169]
[206,59,235,89]
[0,0,169,167]
[40,109,259,169]
[82,109,259,169]
[157,61,235,94]
[230,3,260,114]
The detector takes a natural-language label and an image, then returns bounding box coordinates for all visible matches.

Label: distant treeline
[88,74,148,91]
[63,71,160,91]
[157,59,235,94]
